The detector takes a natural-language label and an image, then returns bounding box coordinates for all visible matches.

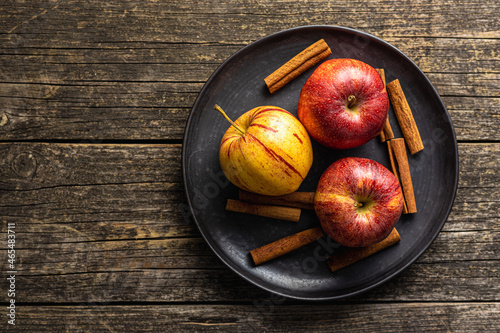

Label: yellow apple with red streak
[216,105,313,196]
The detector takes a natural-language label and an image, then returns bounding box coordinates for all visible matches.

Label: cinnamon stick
[387,139,417,213]
[225,199,301,222]
[239,189,315,210]
[383,119,395,142]
[380,117,395,142]
[376,68,395,142]
[387,140,409,214]
[386,79,424,154]
[379,126,386,142]
[376,68,387,86]
[327,228,401,272]
[264,39,332,94]
[250,227,325,266]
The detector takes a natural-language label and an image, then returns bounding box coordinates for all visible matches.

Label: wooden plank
[0,175,496,255]
[11,303,500,332]
[0,208,496,272]
[0,66,495,100]
[0,228,497,283]
[0,66,496,98]
[0,0,497,47]
[0,143,182,190]
[0,260,497,303]
[0,2,498,142]
[1,42,497,84]
[0,37,497,74]
[442,96,499,141]
[455,143,499,187]
[0,81,197,140]
[0,80,497,141]
[0,142,497,237]
[0,143,497,303]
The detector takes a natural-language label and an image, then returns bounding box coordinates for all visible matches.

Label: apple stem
[214,104,245,135]
[354,202,363,208]
[347,95,357,108]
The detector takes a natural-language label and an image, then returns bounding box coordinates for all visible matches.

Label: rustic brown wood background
[1,0,498,331]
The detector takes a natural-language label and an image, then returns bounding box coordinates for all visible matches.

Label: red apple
[298,58,389,149]
[314,157,404,247]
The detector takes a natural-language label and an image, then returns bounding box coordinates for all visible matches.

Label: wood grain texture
[0,143,497,304]
[0,1,498,141]
[0,0,498,43]
[11,303,500,332]
[0,0,498,331]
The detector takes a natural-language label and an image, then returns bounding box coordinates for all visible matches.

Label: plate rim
[181,24,459,301]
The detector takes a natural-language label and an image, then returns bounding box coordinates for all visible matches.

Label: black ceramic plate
[182,25,458,300]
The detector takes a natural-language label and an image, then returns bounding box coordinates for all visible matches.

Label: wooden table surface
[1,1,498,331]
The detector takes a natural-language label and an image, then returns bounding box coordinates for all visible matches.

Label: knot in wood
[0,114,8,127]
[12,152,37,178]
